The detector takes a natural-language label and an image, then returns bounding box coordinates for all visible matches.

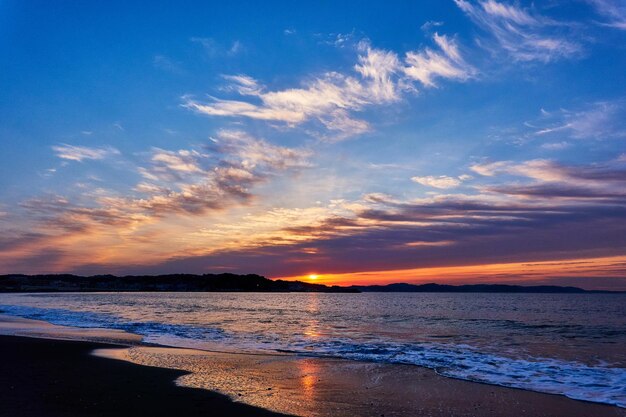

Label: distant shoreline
[1,273,624,293]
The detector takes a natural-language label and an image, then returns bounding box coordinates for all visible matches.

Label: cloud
[421,21,444,32]
[228,40,244,56]
[9,149,626,284]
[533,101,626,140]
[215,129,312,171]
[250,158,626,277]
[4,130,313,275]
[184,34,473,140]
[484,183,626,199]
[587,0,626,29]
[112,130,312,218]
[183,62,388,138]
[153,55,185,75]
[455,0,583,62]
[221,75,264,96]
[541,141,570,150]
[354,41,402,102]
[191,37,244,57]
[411,175,465,189]
[52,144,120,162]
[471,158,626,199]
[114,177,626,280]
[403,33,475,87]
[470,158,621,181]
[48,131,311,226]
[149,149,204,175]
[319,32,357,48]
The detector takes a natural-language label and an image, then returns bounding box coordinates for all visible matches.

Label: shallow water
[0,292,624,407]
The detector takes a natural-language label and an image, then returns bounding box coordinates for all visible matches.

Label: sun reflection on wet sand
[298,359,320,402]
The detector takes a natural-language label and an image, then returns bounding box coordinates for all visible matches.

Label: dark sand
[0,336,291,417]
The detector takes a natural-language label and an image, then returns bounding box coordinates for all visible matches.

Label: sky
[1,0,626,289]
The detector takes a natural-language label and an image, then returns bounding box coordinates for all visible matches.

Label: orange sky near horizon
[277,255,626,291]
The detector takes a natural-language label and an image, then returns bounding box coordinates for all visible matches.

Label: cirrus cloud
[52,144,120,162]
[184,34,475,140]
[454,0,583,62]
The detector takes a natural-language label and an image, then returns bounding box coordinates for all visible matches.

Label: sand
[0,336,291,417]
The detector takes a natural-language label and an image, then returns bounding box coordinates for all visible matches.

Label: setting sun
[308,274,319,280]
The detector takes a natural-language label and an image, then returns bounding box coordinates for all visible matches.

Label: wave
[1,304,624,408]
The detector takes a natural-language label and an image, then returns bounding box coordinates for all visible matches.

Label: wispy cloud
[541,141,570,150]
[184,34,474,140]
[44,130,311,228]
[215,129,312,171]
[508,101,626,147]
[318,32,357,48]
[533,101,626,140]
[455,0,583,62]
[142,148,205,181]
[471,158,626,199]
[421,21,444,32]
[152,55,186,75]
[587,0,626,29]
[191,37,244,57]
[411,175,466,189]
[404,33,475,87]
[52,144,120,162]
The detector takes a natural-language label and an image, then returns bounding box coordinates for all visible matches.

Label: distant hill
[0,275,620,294]
[0,274,358,293]
[350,282,620,293]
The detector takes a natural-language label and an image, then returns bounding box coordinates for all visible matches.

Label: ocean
[0,292,624,407]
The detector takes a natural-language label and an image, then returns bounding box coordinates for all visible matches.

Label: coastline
[0,315,624,417]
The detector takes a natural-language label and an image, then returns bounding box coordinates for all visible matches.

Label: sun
[308,274,319,280]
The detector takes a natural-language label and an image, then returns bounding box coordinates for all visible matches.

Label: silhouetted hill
[350,282,620,293]
[0,274,358,293]
[1,275,620,294]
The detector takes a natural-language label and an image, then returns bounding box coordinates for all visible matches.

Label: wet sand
[0,314,143,344]
[0,315,625,417]
[96,345,626,417]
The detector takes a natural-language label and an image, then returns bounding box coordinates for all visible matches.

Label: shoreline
[0,315,625,417]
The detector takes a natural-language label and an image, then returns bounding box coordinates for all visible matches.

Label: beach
[0,335,289,417]
[0,314,624,417]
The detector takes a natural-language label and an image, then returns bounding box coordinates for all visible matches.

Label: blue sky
[1,1,626,288]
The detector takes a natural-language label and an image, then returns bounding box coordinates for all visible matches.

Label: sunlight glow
[279,255,626,290]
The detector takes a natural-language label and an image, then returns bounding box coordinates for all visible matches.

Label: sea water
[0,292,624,407]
